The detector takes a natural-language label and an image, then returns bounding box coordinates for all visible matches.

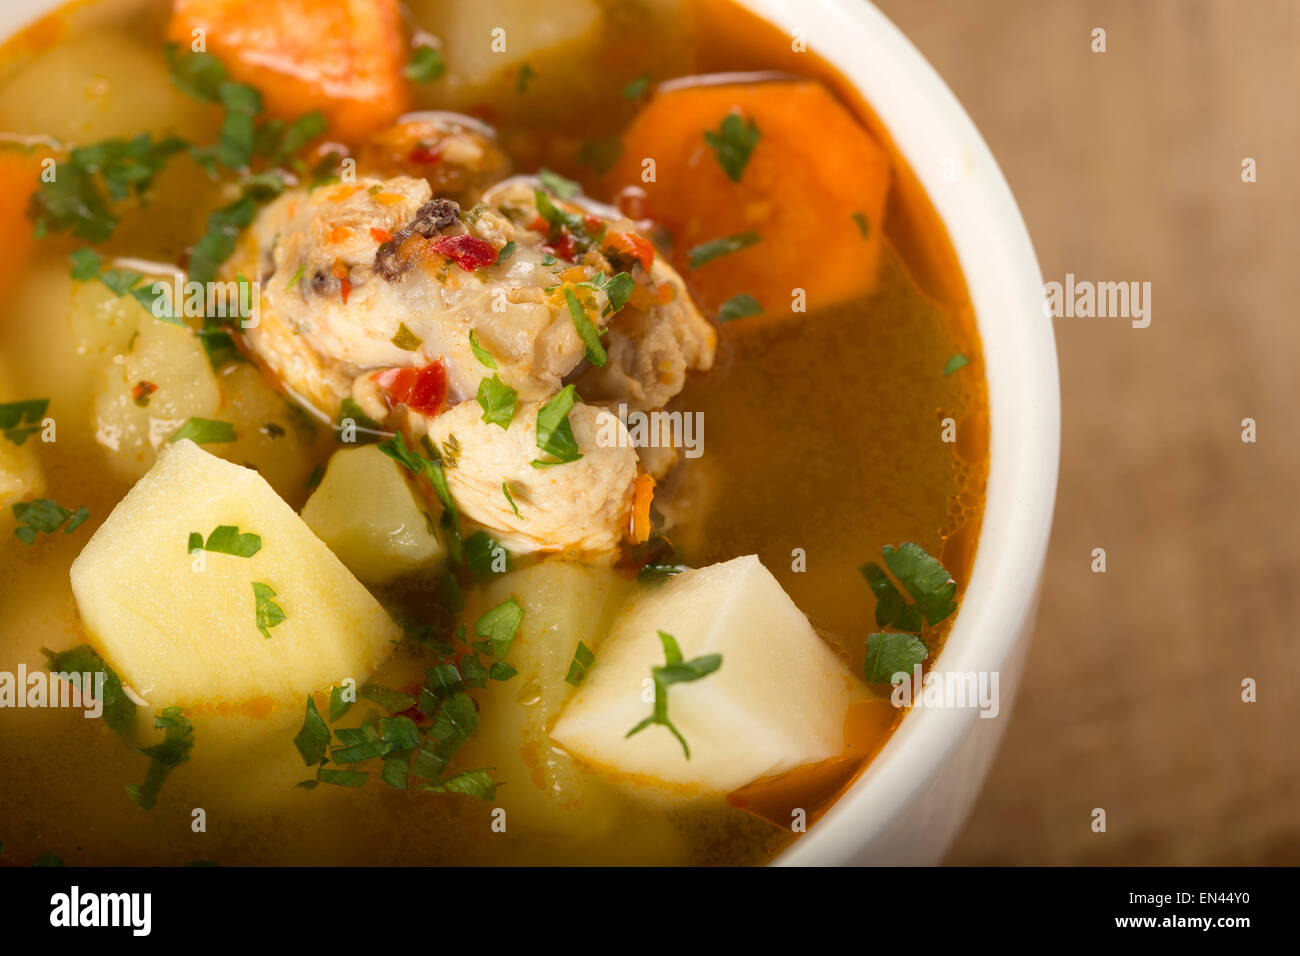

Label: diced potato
[214,363,326,506]
[0,357,44,509]
[551,555,866,794]
[69,439,400,708]
[300,445,444,584]
[457,558,634,837]
[0,32,215,144]
[91,313,222,481]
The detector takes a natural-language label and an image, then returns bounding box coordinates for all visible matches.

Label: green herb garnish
[564,641,595,686]
[852,211,871,239]
[0,398,48,445]
[391,323,422,351]
[126,706,195,810]
[717,293,763,323]
[187,525,261,558]
[469,328,498,368]
[252,582,286,639]
[943,353,970,375]
[565,288,607,367]
[12,499,89,544]
[688,231,761,269]
[169,417,236,444]
[502,481,521,516]
[864,632,929,684]
[475,374,517,429]
[860,542,957,630]
[406,44,446,83]
[474,597,523,659]
[622,73,651,100]
[538,168,580,199]
[626,631,721,759]
[530,384,584,467]
[704,113,760,182]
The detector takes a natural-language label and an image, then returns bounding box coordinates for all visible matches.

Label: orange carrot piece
[167,0,410,142]
[0,149,46,291]
[629,473,656,544]
[607,80,891,321]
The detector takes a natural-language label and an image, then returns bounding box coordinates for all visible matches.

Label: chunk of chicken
[424,398,638,555]
[230,171,715,429]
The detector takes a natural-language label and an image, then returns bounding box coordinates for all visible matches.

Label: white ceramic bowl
[0,0,1059,865]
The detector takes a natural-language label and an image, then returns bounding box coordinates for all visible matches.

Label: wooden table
[873,0,1300,864]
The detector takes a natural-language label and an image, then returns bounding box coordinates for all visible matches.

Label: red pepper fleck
[407,143,442,165]
[370,226,394,243]
[332,260,352,304]
[604,231,655,272]
[552,230,579,262]
[583,214,605,235]
[131,381,158,407]
[430,234,499,272]
[373,360,447,416]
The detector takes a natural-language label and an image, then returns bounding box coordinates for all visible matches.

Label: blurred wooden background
[871,0,1300,864]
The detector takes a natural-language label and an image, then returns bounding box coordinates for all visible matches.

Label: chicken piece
[357,113,512,206]
[230,171,713,429]
[425,398,638,555]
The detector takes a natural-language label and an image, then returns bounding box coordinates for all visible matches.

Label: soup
[0,0,987,866]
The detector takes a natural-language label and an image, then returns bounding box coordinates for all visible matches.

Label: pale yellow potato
[70,439,400,709]
[91,313,221,481]
[552,555,867,794]
[0,31,214,145]
[0,356,45,509]
[456,558,634,837]
[214,363,325,506]
[300,445,444,584]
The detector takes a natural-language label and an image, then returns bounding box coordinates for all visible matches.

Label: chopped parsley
[29,133,187,241]
[187,525,262,558]
[41,644,136,736]
[864,631,929,684]
[468,328,498,368]
[622,73,651,100]
[379,433,462,564]
[852,210,871,239]
[391,323,422,351]
[406,44,446,83]
[688,231,761,269]
[67,248,176,323]
[717,293,763,323]
[530,384,584,467]
[516,63,534,93]
[860,542,957,630]
[578,138,622,174]
[565,288,608,367]
[126,707,195,810]
[169,417,236,444]
[496,240,517,263]
[502,481,521,516]
[252,582,286,639]
[564,641,595,686]
[473,597,524,659]
[538,168,580,199]
[0,398,48,445]
[943,353,970,375]
[704,112,760,182]
[12,499,89,544]
[475,375,517,429]
[464,530,512,578]
[625,631,722,759]
[293,695,331,765]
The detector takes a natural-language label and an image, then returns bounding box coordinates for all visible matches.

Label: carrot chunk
[167,0,410,142]
[607,79,891,321]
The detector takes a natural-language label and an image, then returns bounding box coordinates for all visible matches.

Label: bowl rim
[0,0,1060,867]
[717,0,1060,865]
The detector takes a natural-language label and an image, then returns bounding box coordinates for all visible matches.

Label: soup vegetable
[0,0,987,866]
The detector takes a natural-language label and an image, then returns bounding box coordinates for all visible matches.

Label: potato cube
[551,555,865,793]
[69,439,399,708]
[300,445,444,583]
[457,558,634,836]
[91,314,221,481]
